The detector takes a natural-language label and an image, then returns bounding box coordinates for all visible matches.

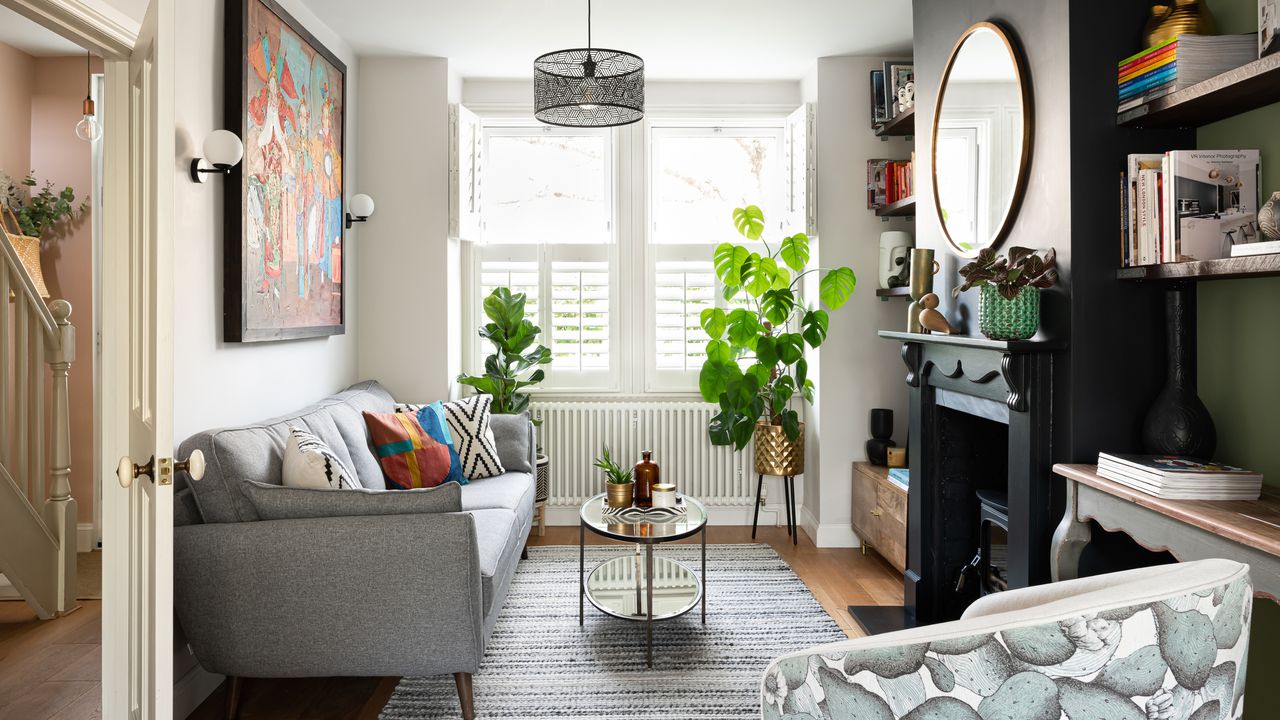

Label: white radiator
[531,402,754,507]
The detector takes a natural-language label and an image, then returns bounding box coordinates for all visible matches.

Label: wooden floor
[0,601,102,719]
[1,526,902,719]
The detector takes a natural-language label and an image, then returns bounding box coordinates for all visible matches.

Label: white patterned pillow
[282,427,359,490]
[396,396,504,479]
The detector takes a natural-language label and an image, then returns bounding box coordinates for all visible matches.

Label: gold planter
[606,481,634,508]
[754,421,805,476]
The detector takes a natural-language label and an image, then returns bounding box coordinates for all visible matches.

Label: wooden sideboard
[852,462,907,573]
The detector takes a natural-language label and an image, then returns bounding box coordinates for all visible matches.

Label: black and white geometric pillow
[442,395,505,479]
[282,426,360,490]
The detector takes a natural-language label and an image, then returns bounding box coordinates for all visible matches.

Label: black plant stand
[752,474,798,545]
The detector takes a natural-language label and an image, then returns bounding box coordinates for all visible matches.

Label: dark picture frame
[224,0,347,342]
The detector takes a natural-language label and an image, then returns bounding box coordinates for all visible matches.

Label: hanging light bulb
[75,51,99,142]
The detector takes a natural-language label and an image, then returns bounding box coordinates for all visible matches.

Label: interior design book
[1167,150,1261,261]
[1262,0,1279,57]
[1231,239,1280,256]
[1097,453,1262,500]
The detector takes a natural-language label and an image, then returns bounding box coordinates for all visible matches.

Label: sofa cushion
[177,381,396,523]
[409,402,469,485]
[282,427,360,490]
[441,395,504,479]
[241,480,462,520]
[488,412,533,474]
[460,471,535,514]
[364,411,452,490]
[468,508,522,617]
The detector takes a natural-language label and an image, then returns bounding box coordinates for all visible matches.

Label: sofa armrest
[175,512,484,679]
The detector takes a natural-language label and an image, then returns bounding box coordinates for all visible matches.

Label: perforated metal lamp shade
[534,48,645,127]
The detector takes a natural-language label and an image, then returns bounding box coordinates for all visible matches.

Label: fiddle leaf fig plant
[952,246,1059,301]
[457,287,552,416]
[699,205,857,450]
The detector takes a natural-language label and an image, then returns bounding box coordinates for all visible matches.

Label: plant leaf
[777,333,805,365]
[698,356,742,404]
[761,289,796,326]
[714,243,750,287]
[700,307,727,340]
[755,335,779,367]
[819,267,857,309]
[802,378,815,404]
[801,309,829,347]
[741,253,779,297]
[726,309,763,350]
[794,357,808,387]
[779,233,810,272]
[732,205,766,240]
[781,409,801,442]
[745,362,772,389]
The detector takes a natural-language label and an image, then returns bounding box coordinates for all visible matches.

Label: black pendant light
[534,0,644,128]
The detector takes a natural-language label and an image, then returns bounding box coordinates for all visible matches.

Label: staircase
[0,229,77,619]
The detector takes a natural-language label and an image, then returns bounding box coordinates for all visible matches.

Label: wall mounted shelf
[1116,254,1280,282]
[876,287,912,300]
[876,107,915,137]
[875,196,916,217]
[1118,53,1280,129]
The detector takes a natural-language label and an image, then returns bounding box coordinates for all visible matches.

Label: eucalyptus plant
[698,206,857,450]
[952,246,1058,300]
[0,171,86,239]
[457,287,552,415]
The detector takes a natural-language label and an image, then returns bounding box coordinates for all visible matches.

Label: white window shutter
[449,104,483,241]
[785,104,817,237]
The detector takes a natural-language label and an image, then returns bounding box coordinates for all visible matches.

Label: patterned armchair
[763,559,1251,720]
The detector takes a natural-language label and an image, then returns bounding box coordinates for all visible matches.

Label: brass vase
[606,481,634,508]
[1144,0,1216,48]
[634,450,658,509]
[754,421,805,476]
[907,248,937,333]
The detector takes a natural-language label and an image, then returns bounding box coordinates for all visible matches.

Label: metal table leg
[645,543,654,668]
[783,475,793,538]
[751,473,764,539]
[701,523,707,624]
[788,476,798,545]
[579,520,585,626]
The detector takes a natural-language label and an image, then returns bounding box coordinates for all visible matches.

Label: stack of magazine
[1097,453,1262,500]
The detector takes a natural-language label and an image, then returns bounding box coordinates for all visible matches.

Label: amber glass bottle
[634,450,659,508]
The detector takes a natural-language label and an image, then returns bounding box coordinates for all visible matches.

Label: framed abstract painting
[225,0,346,341]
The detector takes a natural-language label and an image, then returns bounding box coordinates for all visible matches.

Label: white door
[102,0,177,717]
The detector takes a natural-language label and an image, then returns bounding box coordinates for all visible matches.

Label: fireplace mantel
[877,330,1060,626]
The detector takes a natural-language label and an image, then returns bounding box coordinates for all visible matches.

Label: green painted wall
[1197,3,1280,718]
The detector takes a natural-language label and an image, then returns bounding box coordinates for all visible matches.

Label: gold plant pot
[1144,0,1216,48]
[606,481,634,508]
[754,421,805,476]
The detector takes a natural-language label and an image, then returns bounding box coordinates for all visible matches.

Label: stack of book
[1097,453,1262,500]
[1118,34,1259,113]
[1119,149,1261,266]
[866,155,914,209]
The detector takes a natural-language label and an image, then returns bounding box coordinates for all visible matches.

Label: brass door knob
[175,449,206,481]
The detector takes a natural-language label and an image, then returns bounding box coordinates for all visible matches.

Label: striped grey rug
[380,543,847,719]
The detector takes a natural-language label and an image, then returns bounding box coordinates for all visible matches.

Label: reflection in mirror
[932,23,1030,258]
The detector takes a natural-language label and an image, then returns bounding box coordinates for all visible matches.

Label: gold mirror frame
[931,21,1034,259]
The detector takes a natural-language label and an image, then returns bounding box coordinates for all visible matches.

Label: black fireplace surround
[880,331,1059,625]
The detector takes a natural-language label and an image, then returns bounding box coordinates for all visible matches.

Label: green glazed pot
[978,285,1040,341]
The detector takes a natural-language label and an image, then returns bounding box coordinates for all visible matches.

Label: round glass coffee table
[579,493,708,667]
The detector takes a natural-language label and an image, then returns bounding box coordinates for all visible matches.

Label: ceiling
[0,5,85,57]
[303,0,913,81]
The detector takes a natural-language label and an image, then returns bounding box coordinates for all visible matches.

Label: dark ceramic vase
[866,438,896,466]
[870,408,894,439]
[1141,288,1216,460]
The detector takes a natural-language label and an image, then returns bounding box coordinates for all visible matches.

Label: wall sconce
[190,130,244,183]
[345,193,376,229]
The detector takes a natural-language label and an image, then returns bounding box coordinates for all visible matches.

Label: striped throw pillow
[282,427,360,490]
[363,411,452,490]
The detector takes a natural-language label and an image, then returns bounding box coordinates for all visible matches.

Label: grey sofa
[172,381,535,719]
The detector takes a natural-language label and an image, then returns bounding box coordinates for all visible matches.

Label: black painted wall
[912,0,1191,465]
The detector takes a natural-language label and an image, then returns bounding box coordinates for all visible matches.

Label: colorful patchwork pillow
[282,427,360,490]
[362,411,452,490]
[395,401,468,485]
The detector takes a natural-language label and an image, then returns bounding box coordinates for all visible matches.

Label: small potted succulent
[952,247,1058,340]
[594,445,634,508]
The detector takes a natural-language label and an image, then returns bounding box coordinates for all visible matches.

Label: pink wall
[1,41,99,528]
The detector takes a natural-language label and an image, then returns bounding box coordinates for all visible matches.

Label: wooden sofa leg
[521,544,529,560]
[225,676,242,720]
[454,672,475,720]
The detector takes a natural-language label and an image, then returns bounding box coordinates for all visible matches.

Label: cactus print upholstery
[762,559,1251,720]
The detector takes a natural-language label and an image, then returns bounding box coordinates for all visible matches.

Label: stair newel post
[43,299,77,613]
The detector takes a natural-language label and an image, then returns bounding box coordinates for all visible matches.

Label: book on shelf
[1265,0,1280,58]
[870,70,889,127]
[1116,33,1259,113]
[1097,453,1262,500]
[1231,239,1280,257]
[1119,150,1262,267]
[866,157,913,209]
[887,468,909,491]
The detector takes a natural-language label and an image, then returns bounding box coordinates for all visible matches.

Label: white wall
[801,55,911,547]
[171,0,361,444]
[355,57,453,403]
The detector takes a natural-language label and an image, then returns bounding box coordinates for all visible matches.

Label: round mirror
[932,22,1032,258]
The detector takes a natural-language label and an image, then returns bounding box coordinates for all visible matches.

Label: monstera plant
[698,206,856,455]
[457,287,552,416]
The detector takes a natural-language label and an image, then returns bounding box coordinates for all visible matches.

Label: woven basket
[754,421,805,476]
[1,206,50,298]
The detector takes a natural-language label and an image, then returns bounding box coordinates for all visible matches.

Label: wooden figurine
[918,293,956,335]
